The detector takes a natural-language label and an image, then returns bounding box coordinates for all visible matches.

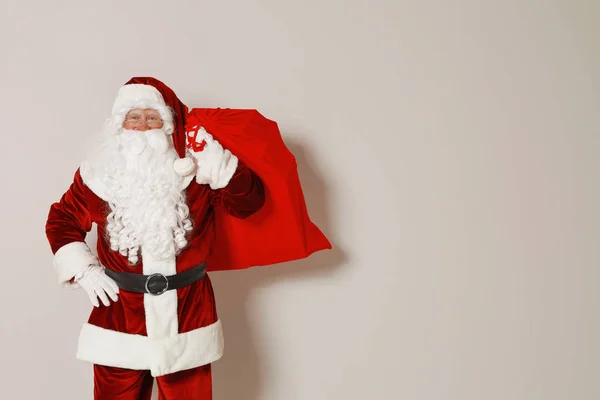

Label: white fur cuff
[53,241,99,288]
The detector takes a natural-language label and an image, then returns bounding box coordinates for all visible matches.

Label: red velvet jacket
[45,161,264,377]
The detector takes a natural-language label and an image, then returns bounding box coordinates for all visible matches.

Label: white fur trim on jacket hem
[76,320,224,377]
[53,241,99,288]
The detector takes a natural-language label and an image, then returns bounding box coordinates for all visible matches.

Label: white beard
[85,126,193,265]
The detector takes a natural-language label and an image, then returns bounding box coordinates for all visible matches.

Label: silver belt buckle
[145,273,169,295]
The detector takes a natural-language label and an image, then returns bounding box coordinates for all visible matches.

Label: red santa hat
[111,77,196,176]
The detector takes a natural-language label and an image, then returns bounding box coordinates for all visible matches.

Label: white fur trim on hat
[111,84,175,134]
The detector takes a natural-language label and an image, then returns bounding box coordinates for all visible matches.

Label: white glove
[187,126,238,189]
[74,264,119,307]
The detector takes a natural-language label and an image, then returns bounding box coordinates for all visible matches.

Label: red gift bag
[186,108,331,271]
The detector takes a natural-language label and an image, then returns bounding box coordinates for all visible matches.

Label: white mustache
[119,129,170,155]
[146,129,169,153]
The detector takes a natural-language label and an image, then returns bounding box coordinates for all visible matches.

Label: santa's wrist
[53,241,100,287]
[73,264,98,282]
[211,153,238,189]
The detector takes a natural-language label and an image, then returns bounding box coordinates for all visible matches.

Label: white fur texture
[76,319,224,377]
[80,162,195,201]
[53,241,99,289]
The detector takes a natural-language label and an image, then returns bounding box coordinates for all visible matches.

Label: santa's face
[122,108,164,131]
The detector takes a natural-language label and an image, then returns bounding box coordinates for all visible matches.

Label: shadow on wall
[207,137,347,400]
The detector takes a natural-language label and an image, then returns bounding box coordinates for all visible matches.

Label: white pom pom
[173,157,196,176]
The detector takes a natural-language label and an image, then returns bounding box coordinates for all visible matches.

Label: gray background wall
[1,1,599,399]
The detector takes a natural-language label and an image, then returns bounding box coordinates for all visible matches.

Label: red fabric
[186,108,332,271]
[94,363,212,399]
[45,170,93,253]
[124,77,189,159]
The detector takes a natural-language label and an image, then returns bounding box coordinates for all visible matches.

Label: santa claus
[45,77,330,399]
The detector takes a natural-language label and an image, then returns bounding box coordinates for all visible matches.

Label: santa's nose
[135,124,151,131]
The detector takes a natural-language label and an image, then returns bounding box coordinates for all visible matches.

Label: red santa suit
[45,77,331,399]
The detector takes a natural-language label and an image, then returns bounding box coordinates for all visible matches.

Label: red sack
[186,108,332,271]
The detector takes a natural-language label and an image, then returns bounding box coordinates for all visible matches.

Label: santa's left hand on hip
[75,265,120,307]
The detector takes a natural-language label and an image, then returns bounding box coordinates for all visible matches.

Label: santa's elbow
[234,207,260,220]
[235,197,266,219]
[250,194,266,216]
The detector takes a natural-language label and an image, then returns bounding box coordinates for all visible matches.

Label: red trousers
[93,364,212,400]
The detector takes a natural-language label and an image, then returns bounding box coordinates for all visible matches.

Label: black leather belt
[104,262,207,295]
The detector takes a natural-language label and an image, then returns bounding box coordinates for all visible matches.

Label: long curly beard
[88,126,193,265]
